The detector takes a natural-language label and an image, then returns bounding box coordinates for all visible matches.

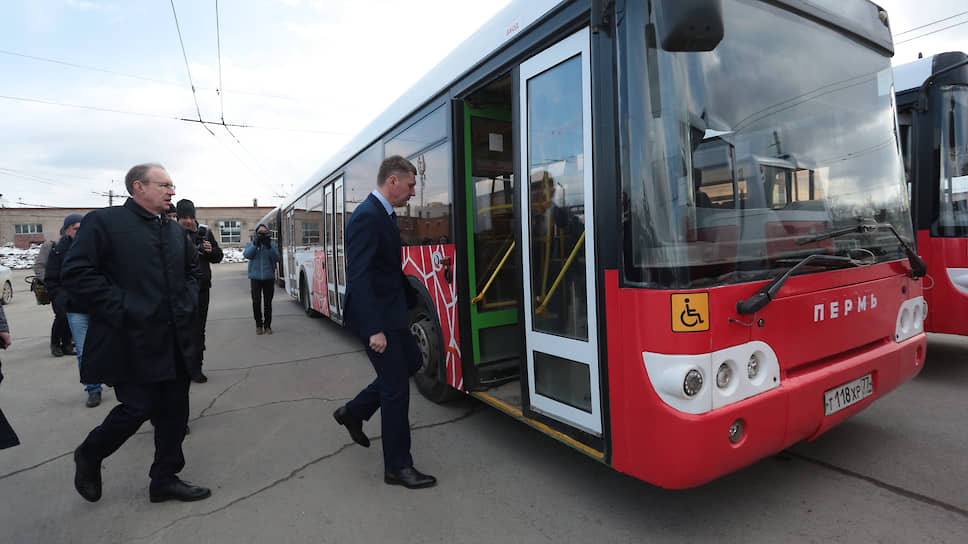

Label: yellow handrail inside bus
[472,241,516,305]
[477,203,513,215]
[535,231,585,315]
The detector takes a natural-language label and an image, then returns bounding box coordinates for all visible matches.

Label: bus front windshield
[618,0,912,288]
[938,85,968,235]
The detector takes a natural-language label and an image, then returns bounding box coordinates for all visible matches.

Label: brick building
[0,205,276,248]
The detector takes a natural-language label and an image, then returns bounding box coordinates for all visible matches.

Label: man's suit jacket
[343,192,414,339]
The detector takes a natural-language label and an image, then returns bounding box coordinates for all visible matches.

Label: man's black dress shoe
[385,466,437,489]
[333,406,369,447]
[73,447,102,502]
[190,372,208,384]
[149,478,212,503]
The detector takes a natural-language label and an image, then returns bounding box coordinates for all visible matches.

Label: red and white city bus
[895,52,968,336]
[278,0,927,488]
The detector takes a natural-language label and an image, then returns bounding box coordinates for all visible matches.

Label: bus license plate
[823,374,873,416]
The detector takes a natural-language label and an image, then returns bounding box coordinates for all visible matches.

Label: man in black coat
[45,212,104,408]
[333,155,436,489]
[64,163,211,504]
[176,198,223,383]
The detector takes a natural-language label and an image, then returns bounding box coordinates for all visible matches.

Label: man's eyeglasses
[139,180,176,190]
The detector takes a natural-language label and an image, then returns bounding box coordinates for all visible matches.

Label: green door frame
[464,103,517,367]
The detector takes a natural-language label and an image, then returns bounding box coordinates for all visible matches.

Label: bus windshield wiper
[735,252,865,315]
[795,217,926,279]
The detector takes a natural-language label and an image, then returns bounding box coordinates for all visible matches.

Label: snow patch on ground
[1,243,247,269]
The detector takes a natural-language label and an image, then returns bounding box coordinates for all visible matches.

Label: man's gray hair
[124,163,166,195]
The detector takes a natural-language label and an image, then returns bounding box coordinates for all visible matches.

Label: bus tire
[300,274,319,318]
[409,304,459,403]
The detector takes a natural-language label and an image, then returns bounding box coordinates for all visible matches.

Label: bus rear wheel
[410,306,458,403]
[1,281,11,305]
[300,276,318,318]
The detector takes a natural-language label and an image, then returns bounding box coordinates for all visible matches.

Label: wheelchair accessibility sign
[671,293,709,332]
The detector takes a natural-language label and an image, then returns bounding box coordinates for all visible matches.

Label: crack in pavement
[0,450,71,481]
[0,395,346,481]
[789,452,968,518]
[206,348,365,373]
[199,368,252,418]
[130,405,481,542]
[196,396,351,419]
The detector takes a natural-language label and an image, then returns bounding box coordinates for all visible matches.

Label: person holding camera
[176,199,223,383]
[243,224,280,335]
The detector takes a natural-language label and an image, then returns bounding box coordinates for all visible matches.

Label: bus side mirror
[654,0,724,52]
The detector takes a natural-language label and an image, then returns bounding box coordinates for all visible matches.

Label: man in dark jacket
[333,155,436,489]
[45,212,103,407]
[176,198,223,383]
[64,162,210,504]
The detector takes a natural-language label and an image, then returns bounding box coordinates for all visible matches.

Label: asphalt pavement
[0,263,965,543]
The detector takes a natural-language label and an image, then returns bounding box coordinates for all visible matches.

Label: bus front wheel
[410,306,458,403]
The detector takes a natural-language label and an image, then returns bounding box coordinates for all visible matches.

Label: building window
[219,220,241,243]
[301,221,320,244]
[14,223,43,234]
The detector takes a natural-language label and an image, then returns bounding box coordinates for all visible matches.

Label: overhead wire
[213,0,272,180]
[0,168,58,186]
[0,48,299,103]
[0,93,347,135]
[169,0,215,135]
[895,19,968,45]
[216,0,226,124]
[893,10,968,36]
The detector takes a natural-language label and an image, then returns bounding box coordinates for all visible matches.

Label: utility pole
[92,180,119,206]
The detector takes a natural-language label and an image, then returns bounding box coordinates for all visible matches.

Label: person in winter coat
[243,223,280,334]
[64,162,210,504]
[45,213,103,407]
[38,229,72,357]
[0,304,18,450]
[176,199,223,383]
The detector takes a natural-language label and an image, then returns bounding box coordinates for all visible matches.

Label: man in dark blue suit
[333,155,437,489]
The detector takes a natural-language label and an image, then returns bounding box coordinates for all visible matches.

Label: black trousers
[345,329,423,471]
[78,358,190,483]
[187,289,210,376]
[50,307,72,349]
[250,279,275,328]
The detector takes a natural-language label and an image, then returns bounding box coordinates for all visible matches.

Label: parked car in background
[0,264,12,305]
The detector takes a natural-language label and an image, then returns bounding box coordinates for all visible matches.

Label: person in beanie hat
[176,198,222,383]
[167,203,178,220]
[46,212,103,407]
[43,214,85,358]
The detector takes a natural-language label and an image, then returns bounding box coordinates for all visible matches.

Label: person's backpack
[25,276,50,305]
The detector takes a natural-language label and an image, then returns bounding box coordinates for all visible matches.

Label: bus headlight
[716,363,731,389]
[747,355,759,379]
[683,369,703,397]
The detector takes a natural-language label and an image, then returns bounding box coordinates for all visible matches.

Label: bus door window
[939,85,968,233]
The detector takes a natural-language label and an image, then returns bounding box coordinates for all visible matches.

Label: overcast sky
[0,0,966,209]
